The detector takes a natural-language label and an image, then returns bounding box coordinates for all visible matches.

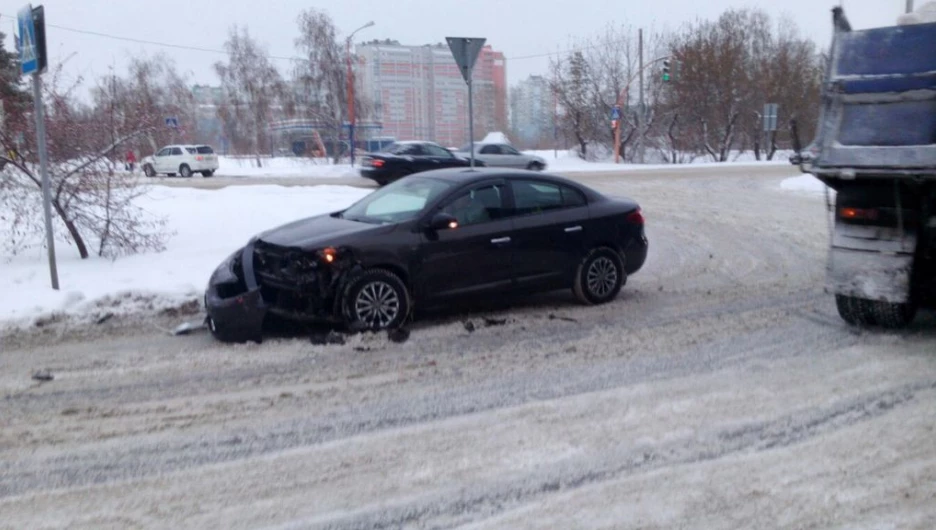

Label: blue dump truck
[792,7,936,328]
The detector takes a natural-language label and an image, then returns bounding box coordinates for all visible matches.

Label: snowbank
[482,131,511,144]
[0,185,372,326]
[528,149,796,173]
[216,156,360,179]
[780,174,830,195]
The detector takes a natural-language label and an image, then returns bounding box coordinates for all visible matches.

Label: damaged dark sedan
[204,168,648,342]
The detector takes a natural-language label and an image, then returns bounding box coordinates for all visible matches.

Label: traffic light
[662,60,671,82]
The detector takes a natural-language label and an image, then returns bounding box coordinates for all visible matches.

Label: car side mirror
[428,212,458,231]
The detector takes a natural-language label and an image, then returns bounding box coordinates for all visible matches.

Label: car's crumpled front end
[205,239,354,342]
[204,243,268,343]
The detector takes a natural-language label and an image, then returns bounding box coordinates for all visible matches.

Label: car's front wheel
[341,269,411,331]
[179,164,193,178]
[573,247,625,305]
[143,164,156,177]
[527,161,544,171]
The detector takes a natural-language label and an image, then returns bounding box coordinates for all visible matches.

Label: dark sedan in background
[205,168,647,342]
[359,141,484,185]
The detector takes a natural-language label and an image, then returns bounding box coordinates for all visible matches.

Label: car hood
[256,213,393,249]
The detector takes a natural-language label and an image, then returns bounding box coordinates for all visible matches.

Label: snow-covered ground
[780,174,831,195]
[215,156,360,179]
[0,185,370,326]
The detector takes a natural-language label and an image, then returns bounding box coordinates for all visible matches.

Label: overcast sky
[0,0,904,90]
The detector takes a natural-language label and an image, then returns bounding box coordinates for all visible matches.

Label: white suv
[142,144,219,178]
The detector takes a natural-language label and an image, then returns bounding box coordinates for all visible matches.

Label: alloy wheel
[586,256,618,297]
[354,281,401,328]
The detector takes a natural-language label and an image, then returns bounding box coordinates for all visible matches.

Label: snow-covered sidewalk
[0,185,370,327]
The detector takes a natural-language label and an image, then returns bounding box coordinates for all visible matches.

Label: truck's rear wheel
[835,295,916,328]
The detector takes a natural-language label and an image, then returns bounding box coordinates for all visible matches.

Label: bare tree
[215,27,287,165]
[89,54,197,165]
[550,51,600,159]
[665,8,822,161]
[0,64,169,259]
[292,9,376,162]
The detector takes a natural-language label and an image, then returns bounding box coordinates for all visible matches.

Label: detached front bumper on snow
[205,241,351,342]
[204,244,267,343]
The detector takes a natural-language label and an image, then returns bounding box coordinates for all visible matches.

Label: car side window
[170,147,184,156]
[405,144,426,156]
[479,145,500,155]
[511,180,587,216]
[501,145,521,155]
[440,184,507,227]
[185,147,197,154]
[156,148,171,157]
[561,185,587,207]
[425,144,453,158]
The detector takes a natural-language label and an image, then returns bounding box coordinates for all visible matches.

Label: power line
[0,12,584,64]
[0,13,301,62]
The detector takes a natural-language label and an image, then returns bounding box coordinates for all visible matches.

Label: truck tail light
[839,207,879,221]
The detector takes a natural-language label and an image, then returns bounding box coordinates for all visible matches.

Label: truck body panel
[793,7,936,325]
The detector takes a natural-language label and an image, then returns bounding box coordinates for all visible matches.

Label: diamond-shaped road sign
[446,37,486,84]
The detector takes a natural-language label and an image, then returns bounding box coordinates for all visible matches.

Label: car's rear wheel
[179,164,193,178]
[143,164,156,177]
[202,170,214,177]
[573,247,625,305]
[341,269,411,331]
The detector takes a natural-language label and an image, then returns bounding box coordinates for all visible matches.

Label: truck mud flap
[827,248,914,303]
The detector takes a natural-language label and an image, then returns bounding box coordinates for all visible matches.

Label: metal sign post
[19,4,57,290]
[446,37,486,168]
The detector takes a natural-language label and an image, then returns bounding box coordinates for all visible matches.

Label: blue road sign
[18,5,38,75]
[610,105,622,121]
[165,117,179,128]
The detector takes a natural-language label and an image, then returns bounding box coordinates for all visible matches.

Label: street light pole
[346,21,374,168]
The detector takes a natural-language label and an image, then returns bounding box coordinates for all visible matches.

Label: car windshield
[341,177,453,224]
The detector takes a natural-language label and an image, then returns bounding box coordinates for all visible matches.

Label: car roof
[412,167,592,189]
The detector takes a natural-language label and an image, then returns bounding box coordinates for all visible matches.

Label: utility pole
[907,0,914,13]
[637,28,645,164]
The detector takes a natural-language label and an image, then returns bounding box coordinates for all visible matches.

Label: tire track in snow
[268,380,936,530]
[0,296,851,499]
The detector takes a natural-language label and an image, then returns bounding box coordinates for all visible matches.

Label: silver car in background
[455,142,547,171]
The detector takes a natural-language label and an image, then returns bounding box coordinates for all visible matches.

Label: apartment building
[356,40,507,147]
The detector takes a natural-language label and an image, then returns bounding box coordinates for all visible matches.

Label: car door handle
[564,226,583,233]
[490,237,511,245]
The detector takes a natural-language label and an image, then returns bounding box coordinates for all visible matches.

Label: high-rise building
[357,41,507,148]
[510,75,553,148]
